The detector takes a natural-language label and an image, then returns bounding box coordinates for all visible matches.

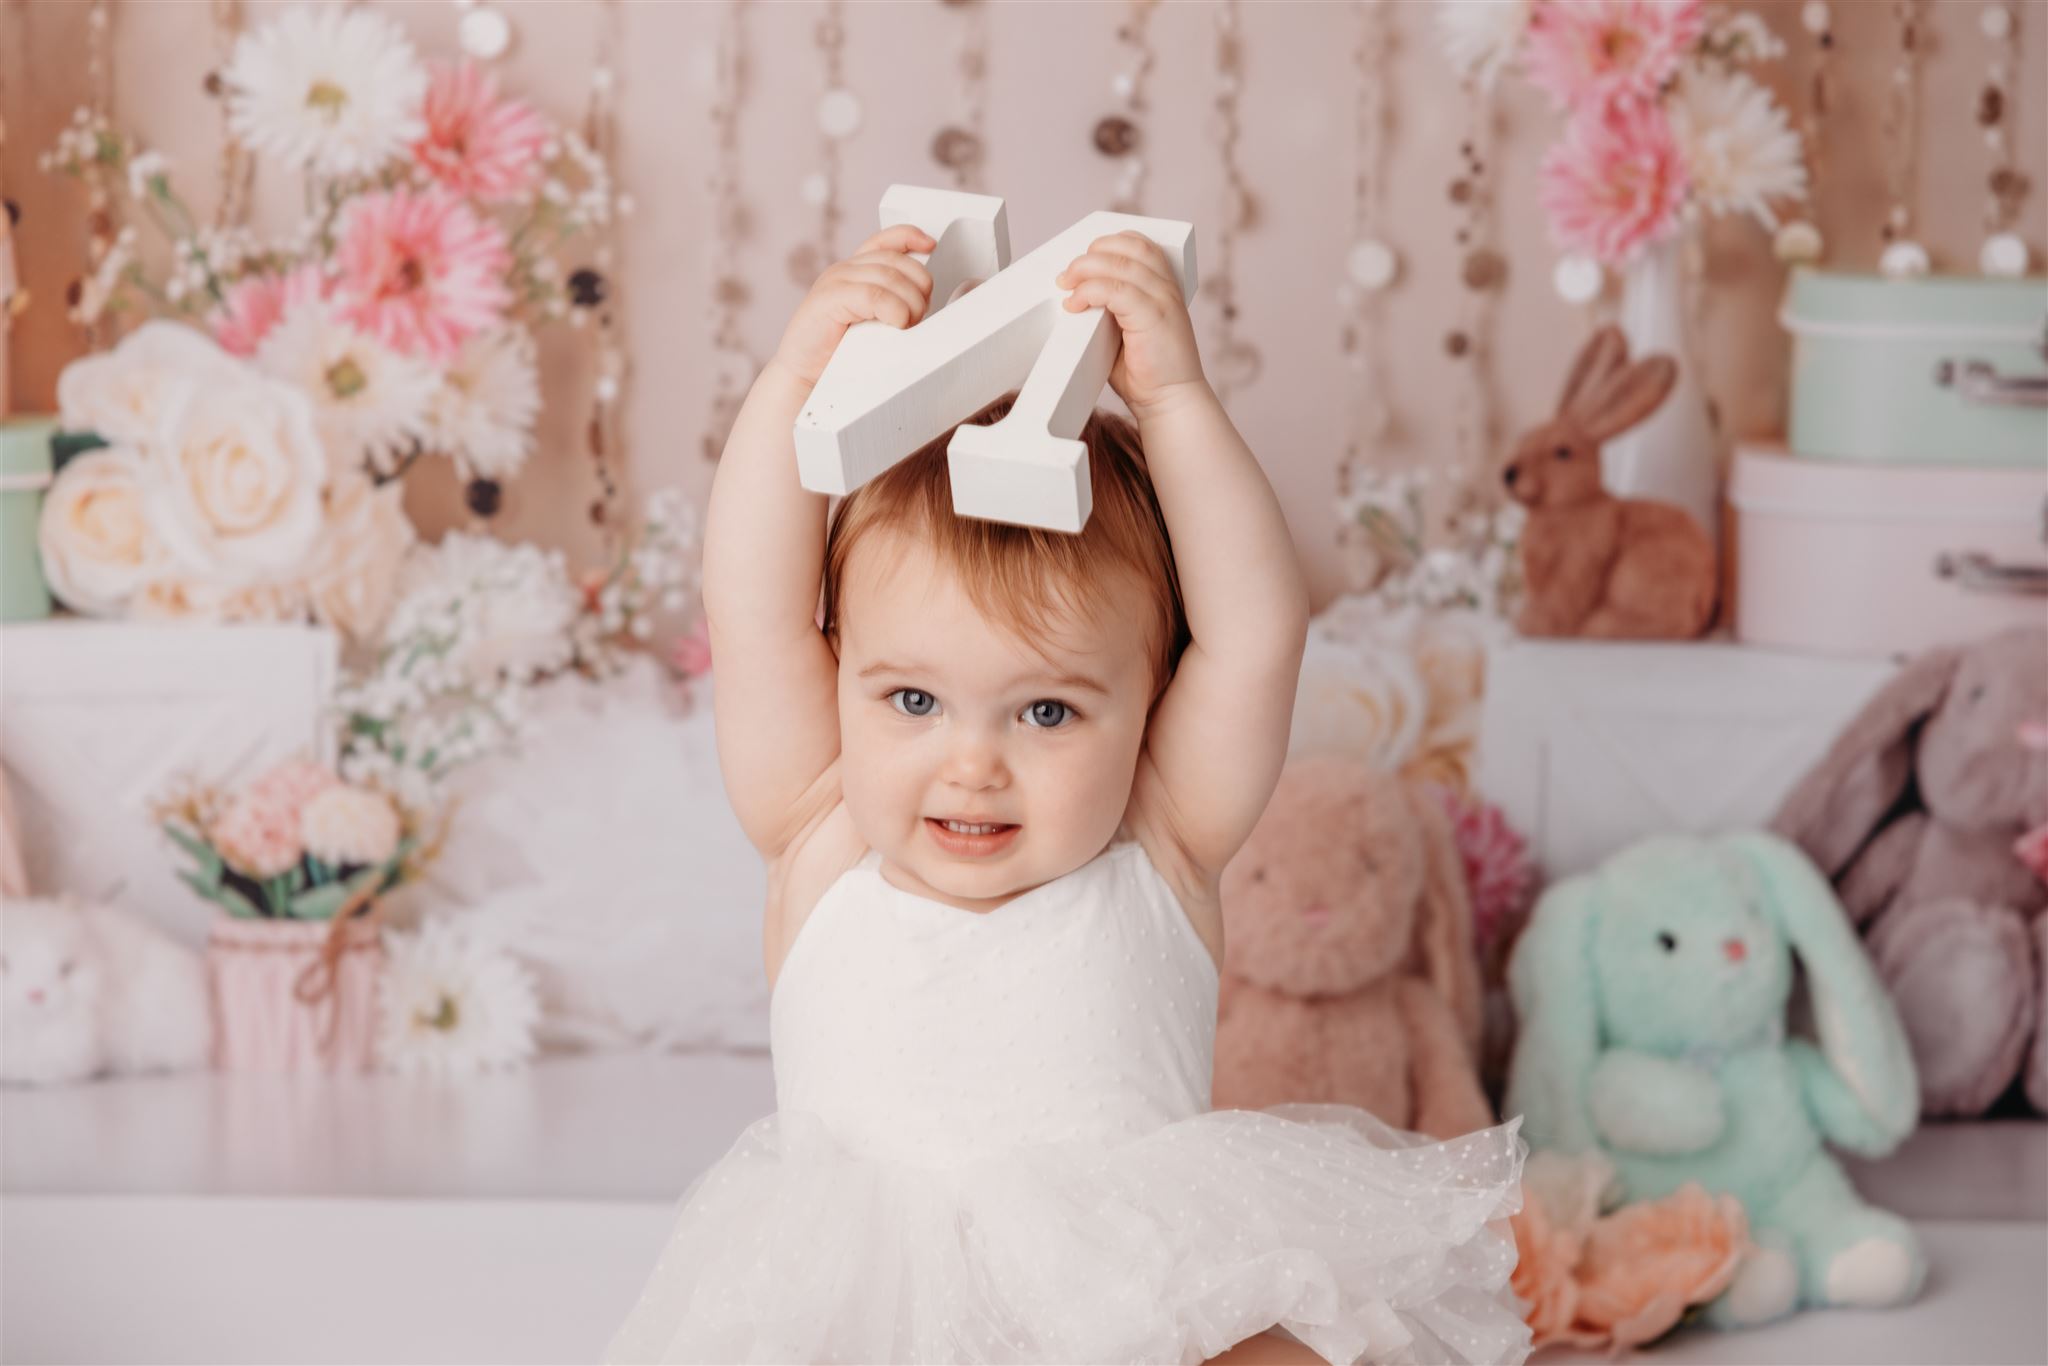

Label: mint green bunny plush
[1505,832,1924,1330]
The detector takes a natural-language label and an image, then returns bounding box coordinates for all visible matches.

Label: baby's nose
[1722,938,1747,964]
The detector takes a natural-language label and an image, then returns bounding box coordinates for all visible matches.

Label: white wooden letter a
[793,184,1198,534]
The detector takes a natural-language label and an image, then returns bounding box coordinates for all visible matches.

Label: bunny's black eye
[1656,932,1678,953]
[1968,685,1986,704]
[1553,445,1573,461]
[59,960,74,977]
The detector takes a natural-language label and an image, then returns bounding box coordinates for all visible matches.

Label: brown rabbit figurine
[1504,325,1718,640]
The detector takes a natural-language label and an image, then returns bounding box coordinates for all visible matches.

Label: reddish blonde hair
[821,391,1190,702]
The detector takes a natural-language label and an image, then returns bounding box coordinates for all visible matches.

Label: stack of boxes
[1727,269,2048,658]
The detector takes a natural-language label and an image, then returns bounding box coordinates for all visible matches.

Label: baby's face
[835,531,1156,911]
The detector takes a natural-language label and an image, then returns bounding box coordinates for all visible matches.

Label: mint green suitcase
[1780,269,2047,468]
[2,417,56,622]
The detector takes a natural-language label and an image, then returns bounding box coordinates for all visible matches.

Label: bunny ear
[1574,355,1678,443]
[1504,873,1603,1154]
[1723,832,1919,1149]
[1771,647,1960,878]
[1558,325,1629,418]
[1409,785,1484,1060]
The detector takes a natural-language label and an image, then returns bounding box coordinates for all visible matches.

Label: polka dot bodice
[769,839,1221,1168]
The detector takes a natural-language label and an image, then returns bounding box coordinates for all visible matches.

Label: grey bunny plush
[1772,625,2048,1117]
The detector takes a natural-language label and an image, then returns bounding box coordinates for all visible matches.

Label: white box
[0,620,340,947]
[1478,637,1897,879]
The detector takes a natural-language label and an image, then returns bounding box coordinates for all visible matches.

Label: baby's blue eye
[889,688,936,718]
[1023,699,1073,729]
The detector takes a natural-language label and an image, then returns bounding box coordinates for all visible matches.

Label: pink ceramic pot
[206,913,384,1073]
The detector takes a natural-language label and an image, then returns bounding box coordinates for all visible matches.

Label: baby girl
[607,224,1529,1365]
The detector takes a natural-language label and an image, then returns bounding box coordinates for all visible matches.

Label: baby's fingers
[853,223,937,257]
[832,265,925,326]
[1059,274,1167,322]
[846,249,934,301]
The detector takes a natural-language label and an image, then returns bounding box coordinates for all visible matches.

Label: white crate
[1478,637,1898,879]
[0,619,339,947]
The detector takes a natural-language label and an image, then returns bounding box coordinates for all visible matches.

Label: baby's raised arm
[701,225,935,859]
[1058,232,1314,882]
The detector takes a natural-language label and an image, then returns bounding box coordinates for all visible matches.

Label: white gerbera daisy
[257,297,437,478]
[376,915,540,1074]
[1436,0,1532,90]
[424,326,541,481]
[1670,64,1808,229]
[225,5,426,179]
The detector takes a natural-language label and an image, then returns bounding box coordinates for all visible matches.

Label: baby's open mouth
[928,818,1018,836]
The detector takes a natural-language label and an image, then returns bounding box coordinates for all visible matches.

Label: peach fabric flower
[1573,1182,1749,1350]
[1509,1190,1588,1349]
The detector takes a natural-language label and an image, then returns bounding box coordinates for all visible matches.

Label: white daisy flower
[1436,0,1532,91]
[224,5,426,179]
[257,297,437,478]
[376,915,540,1074]
[424,326,541,481]
[1670,63,1808,229]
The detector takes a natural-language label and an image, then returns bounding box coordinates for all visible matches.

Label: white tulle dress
[604,837,1531,1365]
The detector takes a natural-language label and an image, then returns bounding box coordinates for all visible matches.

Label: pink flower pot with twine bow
[206,896,386,1073]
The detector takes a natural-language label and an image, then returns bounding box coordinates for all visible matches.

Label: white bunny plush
[1506,833,1924,1330]
[1,894,213,1086]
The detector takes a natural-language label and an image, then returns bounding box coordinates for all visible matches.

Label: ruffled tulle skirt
[604,1104,1532,1366]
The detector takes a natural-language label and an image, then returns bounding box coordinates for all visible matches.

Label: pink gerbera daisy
[211,265,328,357]
[411,61,551,202]
[1540,97,1689,266]
[333,188,511,361]
[1524,0,1705,111]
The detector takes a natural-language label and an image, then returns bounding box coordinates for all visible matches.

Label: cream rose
[303,471,416,646]
[55,321,245,446]
[142,366,328,586]
[36,447,169,615]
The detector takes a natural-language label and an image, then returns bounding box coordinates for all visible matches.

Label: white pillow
[410,657,769,1051]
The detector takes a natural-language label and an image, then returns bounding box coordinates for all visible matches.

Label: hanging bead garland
[1209,0,1260,402]
[1977,3,2032,276]
[1776,0,1834,264]
[793,0,853,288]
[1102,0,1158,215]
[571,0,628,551]
[1334,0,1398,590]
[1445,77,1502,520]
[454,0,515,63]
[210,0,256,231]
[703,0,757,463]
[1878,0,1929,279]
[69,0,117,350]
[931,0,988,191]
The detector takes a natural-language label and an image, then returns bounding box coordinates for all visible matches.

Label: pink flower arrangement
[1524,0,1705,111]
[334,188,512,361]
[411,62,550,203]
[669,615,714,679]
[208,758,338,878]
[1540,96,1690,265]
[1508,1153,1751,1352]
[1435,788,1538,963]
[211,265,328,358]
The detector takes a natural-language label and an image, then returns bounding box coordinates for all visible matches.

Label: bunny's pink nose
[1722,939,1747,963]
[27,988,44,1004]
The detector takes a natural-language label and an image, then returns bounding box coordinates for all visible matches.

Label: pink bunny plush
[1773,625,2048,1116]
[1213,754,1494,1139]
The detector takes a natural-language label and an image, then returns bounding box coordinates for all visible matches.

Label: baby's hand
[769,225,937,389]
[1056,231,1207,421]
